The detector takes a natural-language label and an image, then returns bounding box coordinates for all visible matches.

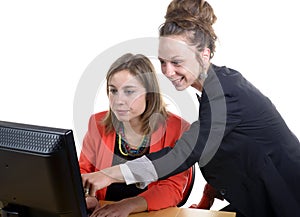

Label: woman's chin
[174,84,188,91]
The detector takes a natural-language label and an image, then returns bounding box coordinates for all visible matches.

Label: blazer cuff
[120,156,158,189]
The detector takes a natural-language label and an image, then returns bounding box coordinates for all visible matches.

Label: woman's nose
[114,92,126,104]
[163,63,175,78]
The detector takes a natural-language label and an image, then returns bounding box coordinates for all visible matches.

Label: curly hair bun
[160,0,217,58]
[165,0,216,31]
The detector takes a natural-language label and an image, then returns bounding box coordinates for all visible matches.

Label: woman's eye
[171,60,181,66]
[109,89,118,95]
[159,59,166,65]
[124,90,135,95]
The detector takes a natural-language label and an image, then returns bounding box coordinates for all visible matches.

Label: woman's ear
[202,47,211,63]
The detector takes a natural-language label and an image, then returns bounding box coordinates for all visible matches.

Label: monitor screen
[0,120,88,217]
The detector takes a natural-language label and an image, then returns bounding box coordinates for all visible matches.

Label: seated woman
[79,53,193,217]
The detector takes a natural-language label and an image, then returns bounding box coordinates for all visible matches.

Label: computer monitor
[0,120,88,217]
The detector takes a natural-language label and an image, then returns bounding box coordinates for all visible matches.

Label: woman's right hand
[81,171,114,196]
[82,165,125,196]
[86,195,100,212]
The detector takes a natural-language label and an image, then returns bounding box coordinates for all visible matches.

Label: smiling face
[158,36,205,91]
[108,70,147,125]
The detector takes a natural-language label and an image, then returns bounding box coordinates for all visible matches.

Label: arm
[84,172,190,216]
[81,121,196,194]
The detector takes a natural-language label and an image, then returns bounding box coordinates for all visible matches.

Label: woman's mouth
[171,77,184,87]
[115,110,129,116]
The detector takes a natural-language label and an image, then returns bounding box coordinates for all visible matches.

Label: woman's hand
[81,171,113,196]
[90,197,147,217]
[86,196,100,211]
[82,166,125,196]
[90,201,132,217]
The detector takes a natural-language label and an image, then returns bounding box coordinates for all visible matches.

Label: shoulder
[206,64,250,99]
[91,111,108,122]
[166,112,190,130]
[212,64,241,77]
[211,64,265,99]
[211,64,243,87]
[166,112,188,123]
[87,111,108,132]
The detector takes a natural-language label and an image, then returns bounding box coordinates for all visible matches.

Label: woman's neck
[191,79,203,91]
[123,120,142,134]
[191,63,211,91]
[122,121,144,149]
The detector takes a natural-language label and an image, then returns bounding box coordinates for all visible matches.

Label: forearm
[101,165,125,182]
[149,120,200,180]
[119,196,148,214]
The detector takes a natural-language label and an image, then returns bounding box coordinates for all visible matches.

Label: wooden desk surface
[100,201,236,217]
[130,207,235,217]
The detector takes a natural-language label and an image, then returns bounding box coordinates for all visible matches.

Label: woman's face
[108,70,146,124]
[158,36,202,91]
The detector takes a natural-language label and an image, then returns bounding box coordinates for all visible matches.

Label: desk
[129,207,235,217]
[100,201,236,217]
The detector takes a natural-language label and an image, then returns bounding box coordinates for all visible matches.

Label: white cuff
[119,164,136,185]
[119,156,158,189]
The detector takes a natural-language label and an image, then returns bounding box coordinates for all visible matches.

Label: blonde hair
[159,0,217,58]
[102,53,168,135]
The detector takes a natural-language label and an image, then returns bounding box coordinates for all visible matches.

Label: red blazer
[79,111,191,211]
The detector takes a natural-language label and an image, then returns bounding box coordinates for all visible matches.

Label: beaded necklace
[118,125,150,157]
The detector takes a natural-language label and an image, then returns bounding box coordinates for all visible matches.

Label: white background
[1,0,299,210]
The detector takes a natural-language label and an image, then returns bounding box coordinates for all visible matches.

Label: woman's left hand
[90,201,132,217]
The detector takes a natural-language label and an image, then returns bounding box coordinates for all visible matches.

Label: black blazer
[148,64,300,217]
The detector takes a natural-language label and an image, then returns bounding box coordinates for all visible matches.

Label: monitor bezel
[0,120,88,217]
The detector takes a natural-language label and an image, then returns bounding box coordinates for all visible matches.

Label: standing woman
[82,1,300,217]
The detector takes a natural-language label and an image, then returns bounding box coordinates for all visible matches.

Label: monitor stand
[1,204,58,217]
[1,205,21,217]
